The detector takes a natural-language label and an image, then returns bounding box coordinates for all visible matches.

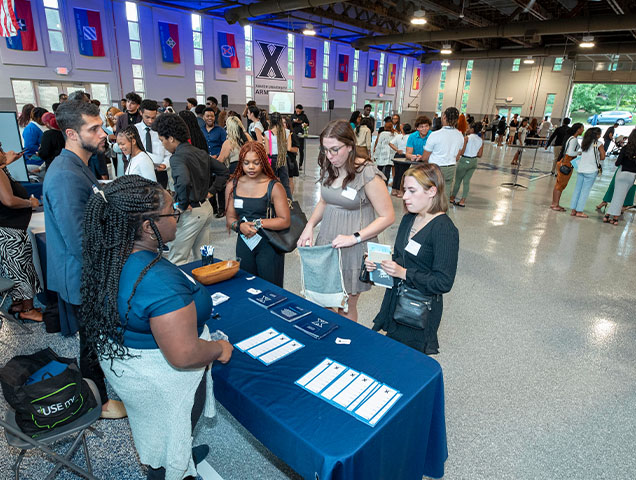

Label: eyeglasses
[320,145,346,156]
[156,209,181,223]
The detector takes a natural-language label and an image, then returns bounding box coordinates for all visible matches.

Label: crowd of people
[3,88,636,478]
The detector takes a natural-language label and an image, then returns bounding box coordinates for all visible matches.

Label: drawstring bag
[0,348,97,437]
[298,245,349,311]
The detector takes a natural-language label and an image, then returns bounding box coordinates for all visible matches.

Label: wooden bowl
[191,259,240,285]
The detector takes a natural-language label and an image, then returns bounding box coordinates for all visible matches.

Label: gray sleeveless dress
[315,164,385,295]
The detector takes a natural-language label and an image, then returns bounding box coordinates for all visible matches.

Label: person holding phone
[0,144,42,322]
[405,116,432,162]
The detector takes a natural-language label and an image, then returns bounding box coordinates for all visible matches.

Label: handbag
[359,254,370,283]
[0,348,97,437]
[393,281,435,330]
[559,163,572,175]
[261,180,307,253]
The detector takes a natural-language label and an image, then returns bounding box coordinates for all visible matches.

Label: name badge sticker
[234,198,244,209]
[341,187,357,201]
[405,239,421,256]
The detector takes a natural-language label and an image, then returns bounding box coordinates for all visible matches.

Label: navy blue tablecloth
[21,182,43,199]
[182,262,448,480]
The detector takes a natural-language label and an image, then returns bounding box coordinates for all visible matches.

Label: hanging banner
[412,66,421,91]
[218,32,239,68]
[387,62,396,88]
[368,59,378,87]
[304,47,316,78]
[1,0,19,38]
[253,34,288,98]
[5,0,36,51]
[338,53,349,82]
[158,21,180,63]
[74,8,104,57]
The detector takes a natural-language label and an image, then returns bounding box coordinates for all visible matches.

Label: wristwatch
[353,232,362,244]
[254,218,263,230]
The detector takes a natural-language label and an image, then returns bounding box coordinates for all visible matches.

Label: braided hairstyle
[81,175,167,361]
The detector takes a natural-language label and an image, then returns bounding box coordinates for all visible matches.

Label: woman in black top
[496,117,507,146]
[0,143,42,321]
[38,112,65,169]
[225,142,290,287]
[177,110,208,153]
[369,164,459,354]
[605,129,636,225]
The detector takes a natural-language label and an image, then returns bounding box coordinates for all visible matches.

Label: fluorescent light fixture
[523,56,535,64]
[303,23,316,36]
[441,60,450,66]
[411,10,427,25]
[440,43,452,55]
[580,35,595,48]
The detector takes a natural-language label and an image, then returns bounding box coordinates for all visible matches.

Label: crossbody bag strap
[265,179,276,219]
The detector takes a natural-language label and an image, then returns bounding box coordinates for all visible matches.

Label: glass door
[37,84,62,112]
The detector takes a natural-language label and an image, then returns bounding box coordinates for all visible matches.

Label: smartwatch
[353,232,362,244]
[254,218,263,230]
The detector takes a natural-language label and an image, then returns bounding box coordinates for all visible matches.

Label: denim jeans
[570,172,597,212]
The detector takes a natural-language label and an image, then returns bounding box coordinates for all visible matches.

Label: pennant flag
[1,0,19,37]
[74,8,104,57]
[412,67,421,90]
[387,63,396,88]
[304,47,316,78]
[158,22,180,63]
[5,0,36,51]
[218,32,239,68]
[368,59,378,87]
[338,53,349,82]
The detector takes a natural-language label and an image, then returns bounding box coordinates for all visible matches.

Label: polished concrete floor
[1,139,635,479]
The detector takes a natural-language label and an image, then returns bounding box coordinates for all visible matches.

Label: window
[126,2,144,96]
[192,14,204,104]
[460,60,473,113]
[11,80,36,113]
[512,58,521,72]
[351,50,360,111]
[543,94,556,117]
[553,57,564,72]
[439,63,447,90]
[397,57,407,114]
[322,41,330,111]
[378,53,386,87]
[287,33,294,91]
[244,25,253,102]
[43,0,64,52]
[511,106,522,116]
[436,92,444,113]
[608,55,619,72]
[461,92,469,113]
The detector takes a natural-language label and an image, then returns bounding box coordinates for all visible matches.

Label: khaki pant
[166,200,213,265]
[438,165,457,197]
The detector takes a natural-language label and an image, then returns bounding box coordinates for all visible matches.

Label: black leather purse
[261,180,308,253]
[393,281,434,330]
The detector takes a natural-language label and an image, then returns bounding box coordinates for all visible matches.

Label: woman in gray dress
[298,120,395,322]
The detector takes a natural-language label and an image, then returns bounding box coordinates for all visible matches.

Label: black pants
[379,165,392,185]
[61,300,108,402]
[146,372,207,480]
[491,128,497,142]
[155,170,168,189]
[298,137,306,167]
[236,236,285,287]
[392,158,409,191]
[272,157,292,199]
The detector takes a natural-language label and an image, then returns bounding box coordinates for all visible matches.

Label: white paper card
[369,392,403,425]
[331,374,375,409]
[246,333,290,357]
[233,198,244,209]
[355,385,399,421]
[246,288,261,295]
[305,361,346,393]
[259,340,303,365]
[335,337,351,345]
[211,292,229,306]
[321,368,359,400]
[234,328,278,351]
[341,187,357,201]
[296,358,333,386]
[405,239,421,256]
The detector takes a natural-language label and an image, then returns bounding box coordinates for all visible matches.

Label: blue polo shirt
[201,125,227,156]
[406,130,431,156]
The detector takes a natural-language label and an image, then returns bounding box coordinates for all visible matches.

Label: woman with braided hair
[81,175,233,480]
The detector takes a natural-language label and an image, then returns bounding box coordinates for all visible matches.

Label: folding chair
[0,277,31,334]
[0,379,103,480]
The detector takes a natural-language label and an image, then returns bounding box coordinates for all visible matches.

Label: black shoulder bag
[392,221,439,330]
[260,180,308,253]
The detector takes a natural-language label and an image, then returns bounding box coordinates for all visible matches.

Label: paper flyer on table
[234,328,304,365]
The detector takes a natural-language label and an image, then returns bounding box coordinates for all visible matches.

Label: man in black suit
[115,92,142,134]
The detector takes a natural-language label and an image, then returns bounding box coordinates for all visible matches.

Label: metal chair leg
[82,432,93,474]
[14,449,25,480]
[44,430,86,480]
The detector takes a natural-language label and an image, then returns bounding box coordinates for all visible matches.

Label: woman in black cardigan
[369,164,459,354]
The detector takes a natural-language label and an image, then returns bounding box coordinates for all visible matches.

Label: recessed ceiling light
[523,56,535,64]
[303,23,316,36]
[440,43,452,54]
[580,35,595,48]
[411,9,427,25]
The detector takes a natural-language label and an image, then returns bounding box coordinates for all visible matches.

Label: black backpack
[0,348,97,437]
